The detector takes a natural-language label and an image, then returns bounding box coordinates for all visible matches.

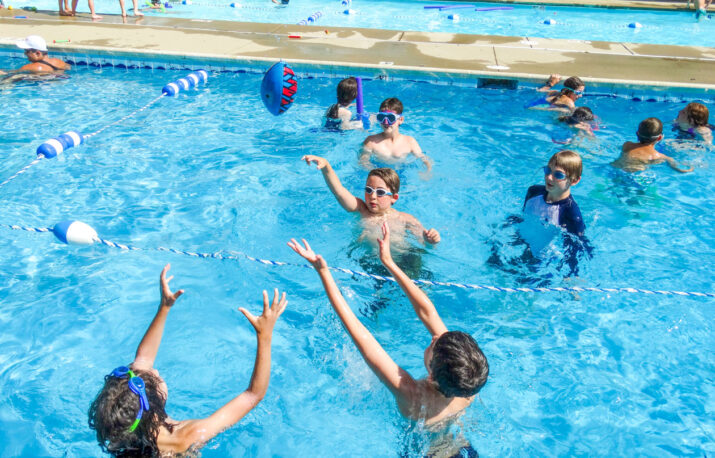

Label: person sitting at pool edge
[325,77,364,131]
[301,154,441,244]
[88,264,288,455]
[288,223,488,431]
[361,97,432,171]
[612,117,693,173]
[16,36,70,73]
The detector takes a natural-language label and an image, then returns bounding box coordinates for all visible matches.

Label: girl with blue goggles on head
[89,264,288,456]
[360,96,433,173]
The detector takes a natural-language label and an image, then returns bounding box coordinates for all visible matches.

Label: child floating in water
[301,155,440,244]
[360,97,432,171]
[613,117,693,173]
[288,223,488,429]
[675,102,713,144]
[88,264,287,455]
[325,77,364,130]
[531,74,585,112]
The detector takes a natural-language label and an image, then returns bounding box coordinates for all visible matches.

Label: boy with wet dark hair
[324,77,363,130]
[288,222,488,427]
[361,97,432,171]
[612,117,693,173]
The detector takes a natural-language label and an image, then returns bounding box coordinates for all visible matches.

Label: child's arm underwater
[288,238,419,412]
[377,223,447,338]
[172,289,288,449]
[409,137,432,172]
[660,153,694,173]
[402,212,441,244]
[132,264,184,370]
[302,155,364,212]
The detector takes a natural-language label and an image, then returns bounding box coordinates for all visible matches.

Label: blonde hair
[548,150,582,182]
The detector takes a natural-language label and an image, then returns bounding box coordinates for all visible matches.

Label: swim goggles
[543,166,568,181]
[109,366,150,432]
[376,112,402,125]
[574,90,584,96]
[365,186,393,197]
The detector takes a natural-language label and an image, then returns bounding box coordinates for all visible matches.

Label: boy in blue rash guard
[523,150,585,237]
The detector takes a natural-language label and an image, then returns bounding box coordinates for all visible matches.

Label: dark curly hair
[88,368,174,457]
[430,331,489,398]
[559,107,594,125]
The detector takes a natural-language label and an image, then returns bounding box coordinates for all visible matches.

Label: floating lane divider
[5,221,714,298]
[0,70,208,190]
[297,11,323,25]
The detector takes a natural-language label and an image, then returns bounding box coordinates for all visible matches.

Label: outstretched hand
[287,238,328,270]
[239,289,288,337]
[377,222,393,266]
[301,155,329,170]
[547,74,561,87]
[159,263,184,308]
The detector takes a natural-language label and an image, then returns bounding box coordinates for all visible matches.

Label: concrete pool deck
[1,9,714,89]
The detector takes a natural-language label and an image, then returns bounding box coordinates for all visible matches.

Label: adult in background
[16,36,71,73]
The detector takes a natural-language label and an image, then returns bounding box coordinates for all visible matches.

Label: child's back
[612,117,693,173]
[325,77,362,130]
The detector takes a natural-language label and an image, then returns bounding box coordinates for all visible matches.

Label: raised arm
[288,238,418,409]
[132,264,184,370]
[302,155,362,212]
[378,223,447,337]
[537,74,561,92]
[176,289,287,448]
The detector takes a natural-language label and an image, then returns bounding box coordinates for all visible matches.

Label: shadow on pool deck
[0,8,713,88]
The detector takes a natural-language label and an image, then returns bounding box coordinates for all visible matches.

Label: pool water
[0,57,713,456]
[8,0,715,47]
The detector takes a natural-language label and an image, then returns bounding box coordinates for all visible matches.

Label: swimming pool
[0,55,713,456]
[7,0,715,47]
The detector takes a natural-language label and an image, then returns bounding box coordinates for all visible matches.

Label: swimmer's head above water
[424,331,489,397]
[89,367,173,456]
[636,117,663,144]
[365,168,400,213]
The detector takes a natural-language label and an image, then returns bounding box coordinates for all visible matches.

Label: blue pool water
[0,56,713,456]
[7,0,715,47]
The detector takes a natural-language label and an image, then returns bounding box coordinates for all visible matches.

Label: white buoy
[543,18,557,25]
[52,221,98,245]
[628,22,642,28]
[447,13,459,21]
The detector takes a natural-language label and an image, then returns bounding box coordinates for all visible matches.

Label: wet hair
[559,107,594,125]
[563,76,584,90]
[430,331,489,398]
[636,117,663,143]
[548,150,582,182]
[684,102,709,127]
[88,368,174,457]
[559,88,575,98]
[367,168,400,194]
[379,97,404,114]
[326,77,359,119]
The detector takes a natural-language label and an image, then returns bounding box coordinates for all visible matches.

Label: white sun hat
[16,35,48,52]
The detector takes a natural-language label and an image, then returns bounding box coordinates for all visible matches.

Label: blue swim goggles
[543,166,567,181]
[376,111,402,125]
[109,366,150,432]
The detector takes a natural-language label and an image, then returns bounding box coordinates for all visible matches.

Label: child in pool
[534,74,585,112]
[360,97,432,171]
[558,106,596,138]
[88,264,287,456]
[325,77,363,130]
[675,102,713,144]
[301,154,440,244]
[288,222,488,427]
[613,117,693,173]
[523,150,585,237]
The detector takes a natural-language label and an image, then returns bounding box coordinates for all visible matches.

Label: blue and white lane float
[0,70,208,190]
[297,10,322,25]
[5,221,714,298]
